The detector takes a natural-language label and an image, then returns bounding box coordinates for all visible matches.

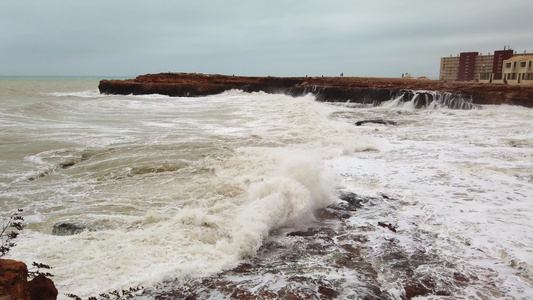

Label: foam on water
[2,87,375,297]
[327,103,533,298]
[47,89,101,98]
[11,147,336,295]
[2,79,532,298]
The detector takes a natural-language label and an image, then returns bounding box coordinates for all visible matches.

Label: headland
[99,73,533,107]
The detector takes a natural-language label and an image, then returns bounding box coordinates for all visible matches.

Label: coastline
[99,73,533,107]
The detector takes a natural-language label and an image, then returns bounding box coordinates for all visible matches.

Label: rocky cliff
[0,259,57,300]
[99,73,533,108]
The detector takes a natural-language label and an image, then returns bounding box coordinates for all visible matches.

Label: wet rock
[318,285,340,298]
[453,272,470,283]
[258,290,278,298]
[355,119,397,126]
[378,221,397,233]
[0,258,30,300]
[52,222,86,236]
[277,289,313,300]
[338,191,366,210]
[233,263,254,274]
[340,244,362,256]
[315,207,348,220]
[28,274,58,300]
[287,228,320,237]
[404,282,432,299]
[230,289,255,299]
[58,160,77,169]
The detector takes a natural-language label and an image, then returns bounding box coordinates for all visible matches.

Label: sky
[1,1,532,78]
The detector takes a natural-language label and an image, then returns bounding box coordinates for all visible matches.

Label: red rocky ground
[99,73,533,107]
[145,193,475,300]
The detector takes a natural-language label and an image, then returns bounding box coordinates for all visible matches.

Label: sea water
[0,77,531,299]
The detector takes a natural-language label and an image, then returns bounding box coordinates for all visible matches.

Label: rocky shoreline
[99,73,533,107]
[1,192,475,300]
[144,192,472,300]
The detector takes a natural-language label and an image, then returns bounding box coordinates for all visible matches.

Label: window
[505,62,512,68]
[521,62,526,68]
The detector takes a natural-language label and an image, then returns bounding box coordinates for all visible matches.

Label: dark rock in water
[52,222,86,236]
[378,221,397,233]
[338,191,366,210]
[287,228,320,237]
[233,263,254,274]
[355,119,397,126]
[404,282,432,299]
[59,161,76,169]
[318,285,340,298]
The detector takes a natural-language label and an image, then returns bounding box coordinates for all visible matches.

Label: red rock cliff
[99,73,533,108]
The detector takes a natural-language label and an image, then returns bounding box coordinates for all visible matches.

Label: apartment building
[440,49,514,82]
[492,55,533,85]
[440,56,460,81]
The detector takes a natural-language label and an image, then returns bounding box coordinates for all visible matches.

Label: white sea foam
[327,104,533,298]
[2,79,532,298]
[3,89,364,298]
[47,89,101,98]
[10,147,337,297]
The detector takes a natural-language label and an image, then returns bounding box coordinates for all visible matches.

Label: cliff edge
[99,73,533,108]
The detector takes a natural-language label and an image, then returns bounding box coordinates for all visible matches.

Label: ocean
[1,77,532,299]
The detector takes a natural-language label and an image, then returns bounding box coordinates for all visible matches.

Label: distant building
[482,55,533,86]
[492,50,513,76]
[458,52,478,81]
[440,49,514,82]
[440,56,459,81]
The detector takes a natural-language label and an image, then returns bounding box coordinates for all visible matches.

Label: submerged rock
[378,221,397,233]
[52,222,86,236]
[338,191,367,210]
[355,119,397,126]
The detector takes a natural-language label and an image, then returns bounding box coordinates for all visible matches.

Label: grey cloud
[1,0,532,77]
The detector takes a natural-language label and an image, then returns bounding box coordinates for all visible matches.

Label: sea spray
[224,149,336,257]
[4,88,363,297]
[4,78,531,298]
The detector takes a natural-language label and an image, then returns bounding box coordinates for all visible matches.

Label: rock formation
[0,259,30,300]
[28,275,58,300]
[99,73,533,108]
[52,222,86,236]
[355,120,397,126]
[0,259,57,300]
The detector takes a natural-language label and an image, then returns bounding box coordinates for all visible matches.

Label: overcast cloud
[1,1,532,78]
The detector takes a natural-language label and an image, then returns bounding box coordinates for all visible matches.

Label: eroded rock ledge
[99,73,533,107]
